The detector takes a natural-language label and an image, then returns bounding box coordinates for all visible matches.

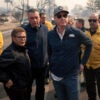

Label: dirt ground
[0,22,20,31]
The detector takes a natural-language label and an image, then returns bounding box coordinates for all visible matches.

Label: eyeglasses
[88,19,97,23]
[15,36,26,39]
[56,14,68,19]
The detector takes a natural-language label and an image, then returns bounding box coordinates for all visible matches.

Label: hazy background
[0,0,87,11]
[0,0,99,25]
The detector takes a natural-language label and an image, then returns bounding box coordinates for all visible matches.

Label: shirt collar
[56,28,65,40]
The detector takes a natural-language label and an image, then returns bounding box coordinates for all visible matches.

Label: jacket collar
[12,42,26,52]
[54,24,70,31]
[27,23,41,31]
[89,26,100,35]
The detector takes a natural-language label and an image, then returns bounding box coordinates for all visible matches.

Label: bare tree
[4,0,12,12]
[14,0,26,21]
[26,0,29,10]
[71,4,84,17]
[95,0,100,10]
[36,0,56,20]
[86,0,97,13]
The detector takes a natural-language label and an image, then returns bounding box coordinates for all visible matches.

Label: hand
[80,64,84,72]
[5,79,13,88]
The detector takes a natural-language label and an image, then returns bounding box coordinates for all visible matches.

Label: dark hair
[11,27,26,37]
[39,9,46,17]
[98,15,100,19]
[27,8,39,13]
[76,18,85,26]
[39,13,46,17]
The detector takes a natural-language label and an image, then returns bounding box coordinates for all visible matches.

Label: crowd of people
[0,5,100,100]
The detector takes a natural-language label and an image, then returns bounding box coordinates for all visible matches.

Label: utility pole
[22,0,25,21]
[5,0,11,13]
[48,0,50,19]
[27,0,29,10]
[48,0,55,20]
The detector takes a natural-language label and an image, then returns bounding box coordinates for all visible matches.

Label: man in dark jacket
[24,8,48,100]
[75,18,87,91]
[0,27,32,100]
[47,6,92,100]
[75,18,86,32]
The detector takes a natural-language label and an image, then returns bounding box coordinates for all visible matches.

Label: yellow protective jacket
[0,32,3,55]
[85,26,100,69]
[45,20,53,31]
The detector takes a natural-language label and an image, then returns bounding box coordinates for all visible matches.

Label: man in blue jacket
[47,6,92,100]
[24,8,48,100]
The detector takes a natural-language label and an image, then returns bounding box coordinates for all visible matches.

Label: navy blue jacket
[24,24,48,68]
[47,25,92,77]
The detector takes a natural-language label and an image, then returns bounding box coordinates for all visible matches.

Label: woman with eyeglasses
[47,6,92,100]
[84,13,100,100]
[0,27,32,100]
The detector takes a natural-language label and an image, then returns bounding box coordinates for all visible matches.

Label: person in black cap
[47,6,92,100]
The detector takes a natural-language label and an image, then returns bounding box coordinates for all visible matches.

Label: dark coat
[0,43,32,90]
[47,25,92,77]
[24,24,48,68]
